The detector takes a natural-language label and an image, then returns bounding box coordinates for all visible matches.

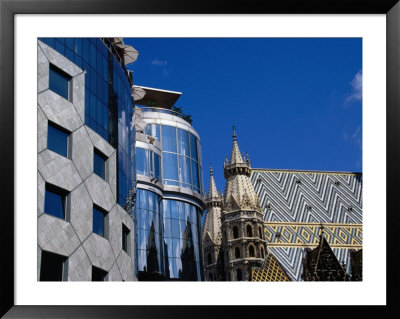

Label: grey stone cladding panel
[117,251,135,281]
[72,73,85,122]
[70,183,93,242]
[108,152,117,200]
[38,172,45,216]
[37,43,49,92]
[116,205,135,257]
[71,126,93,180]
[86,126,115,158]
[82,233,115,271]
[37,107,48,153]
[38,214,80,257]
[84,174,115,212]
[68,246,92,281]
[38,41,83,77]
[108,261,123,281]
[38,90,83,133]
[38,149,82,192]
[108,205,122,257]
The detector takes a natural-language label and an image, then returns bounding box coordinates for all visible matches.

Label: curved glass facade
[134,189,203,280]
[144,122,203,194]
[135,189,163,275]
[39,38,134,207]
[162,199,203,280]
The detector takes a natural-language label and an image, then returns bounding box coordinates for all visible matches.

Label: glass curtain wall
[39,38,134,207]
[162,199,203,280]
[135,189,163,275]
[145,123,203,194]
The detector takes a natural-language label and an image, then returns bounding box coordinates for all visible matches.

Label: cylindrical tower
[133,87,205,281]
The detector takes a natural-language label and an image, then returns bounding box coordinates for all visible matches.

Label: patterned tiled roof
[250,169,362,281]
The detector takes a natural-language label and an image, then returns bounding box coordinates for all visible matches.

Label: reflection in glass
[161,125,177,152]
[179,155,191,186]
[154,153,161,180]
[145,123,160,140]
[136,148,149,176]
[177,128,190,156]
[162,152,178,181]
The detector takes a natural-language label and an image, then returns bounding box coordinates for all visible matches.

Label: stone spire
[208,165,219,199]
[202,165,222,245]
[230,126,244,164]
[223,129,262,213]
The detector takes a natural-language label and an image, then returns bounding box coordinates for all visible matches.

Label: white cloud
[151,59,168,66]
[345,70,362,104]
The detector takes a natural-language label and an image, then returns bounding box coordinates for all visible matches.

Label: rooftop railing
[140,106,192,123]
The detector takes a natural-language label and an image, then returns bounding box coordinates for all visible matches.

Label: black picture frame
[1,0,399,317]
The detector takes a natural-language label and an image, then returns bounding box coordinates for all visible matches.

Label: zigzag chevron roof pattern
[251,169,362,224]
[250,169,362,281]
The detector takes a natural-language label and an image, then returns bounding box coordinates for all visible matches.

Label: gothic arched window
[233,226,239,239]
[207,253,212,265]
[261,247,265,258]
[237,269,242,281]
[259,226,263,238]
[247,225,252,237]
[235,247,241,259]
[249,245,255,257]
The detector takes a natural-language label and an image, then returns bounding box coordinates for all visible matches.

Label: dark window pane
[93,206,106,237]
[92,266,107,281]
[49,64,70,100]
[40,250,67,281]
[190,133,198,160]
[122,224,130,253]
[94,149,106,179]
[44,185,66,219]
[47,122,69,157]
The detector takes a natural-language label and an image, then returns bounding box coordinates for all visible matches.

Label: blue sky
[125,38,362,195]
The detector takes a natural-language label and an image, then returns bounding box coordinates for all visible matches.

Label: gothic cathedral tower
[202,166,224,281]
[221,129,267,281]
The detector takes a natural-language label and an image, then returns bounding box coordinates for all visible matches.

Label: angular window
[92,266,108,281]
[259,226,263,239]
[40,250,67,281]
[261,247,265,259]
[49,64,71,100]
[93,148,107,179]
[93,205,108,238]
[47,122,69,158]
[44,183,68,220]
[122,224,130,253]
[207,253,212,265]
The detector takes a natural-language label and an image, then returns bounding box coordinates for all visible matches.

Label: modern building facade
[37,38,136,281]
[133,87,205,281]
[37,38,205,281]
[202,131,362,281]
